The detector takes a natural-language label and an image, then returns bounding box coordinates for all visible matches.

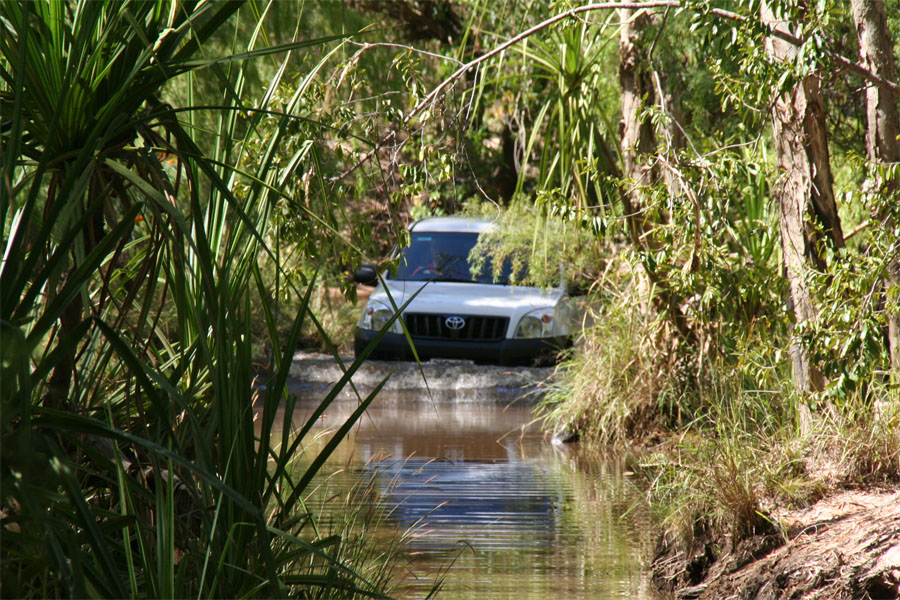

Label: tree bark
[762,2,845,394]
[619,7,658,244]
[850,0,900,379]
[617,8,690,340]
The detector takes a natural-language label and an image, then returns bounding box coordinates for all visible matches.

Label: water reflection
[286,380,655,599]
[372,459,562,552]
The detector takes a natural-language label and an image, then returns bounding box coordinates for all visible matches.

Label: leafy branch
[404,0,898,126]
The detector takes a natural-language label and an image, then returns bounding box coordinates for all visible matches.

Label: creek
[285,355,656,599]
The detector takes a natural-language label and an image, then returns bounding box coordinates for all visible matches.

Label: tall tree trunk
[762,2,845,394]
[617,7,692,342]
[652,68,687,200]
[618,7,658,246]
[851,0,900,380]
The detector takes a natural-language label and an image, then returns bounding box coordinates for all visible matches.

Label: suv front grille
[404,313,509,341]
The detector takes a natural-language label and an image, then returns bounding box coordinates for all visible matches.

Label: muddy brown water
[279,356,656,599]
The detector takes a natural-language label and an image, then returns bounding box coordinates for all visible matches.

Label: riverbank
[534,287,900,600]
[638,410,900,600]
[652,489,900,599]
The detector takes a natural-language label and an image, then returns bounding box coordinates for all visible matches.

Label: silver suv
[354,216,580,365]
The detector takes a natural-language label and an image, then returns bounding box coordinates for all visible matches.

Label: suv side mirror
[352,264,379,286]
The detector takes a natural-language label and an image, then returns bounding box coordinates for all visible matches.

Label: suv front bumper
[354,327,568,366]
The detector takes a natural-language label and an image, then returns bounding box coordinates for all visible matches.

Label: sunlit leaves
[1,1,403,597]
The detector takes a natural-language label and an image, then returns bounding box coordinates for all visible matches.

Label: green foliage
[802,252,891,399]
[0,1,407,597]
[801,162,900,399]
[539,269,674,445]
[511,16,621,206]
[466,194,604,290]
[232,4,476,275]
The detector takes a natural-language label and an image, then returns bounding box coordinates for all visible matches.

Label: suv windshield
[391,232,516,284]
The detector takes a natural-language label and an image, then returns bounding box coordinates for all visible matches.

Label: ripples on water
[284,358,656,599]
[373,459,561,550]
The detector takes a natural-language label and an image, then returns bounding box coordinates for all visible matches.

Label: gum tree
[851,0,900,379]
[761,0,845,394]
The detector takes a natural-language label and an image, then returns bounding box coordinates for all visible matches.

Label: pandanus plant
[1,1,401,597]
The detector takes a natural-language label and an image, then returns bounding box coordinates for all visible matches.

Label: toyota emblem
[445,315,466,330]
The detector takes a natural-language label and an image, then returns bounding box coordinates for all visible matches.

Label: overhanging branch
[403,0,899,125]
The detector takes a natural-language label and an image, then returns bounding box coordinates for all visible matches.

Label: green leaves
[1,1,401,597]
[511,16,619,207]
[1,1,237,158]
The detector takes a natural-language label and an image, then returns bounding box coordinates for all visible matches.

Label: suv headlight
[514,307,557,339]
[358,300,402,333]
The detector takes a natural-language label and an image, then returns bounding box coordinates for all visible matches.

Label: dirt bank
[653,490,900,600]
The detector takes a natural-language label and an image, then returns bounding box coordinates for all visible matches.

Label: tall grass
[644,383,900,556]
[1,1,405,597]
[539,258,679,445]
[540,253,899,557]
